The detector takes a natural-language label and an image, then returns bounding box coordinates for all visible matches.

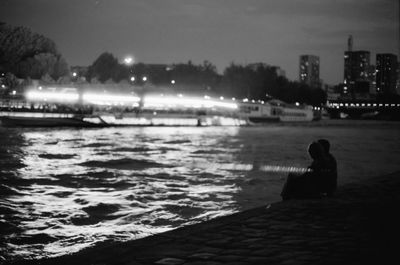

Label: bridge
[326,100,400,119]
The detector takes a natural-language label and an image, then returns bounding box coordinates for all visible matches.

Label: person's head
[317,139,330,153]
[308,141,324,160]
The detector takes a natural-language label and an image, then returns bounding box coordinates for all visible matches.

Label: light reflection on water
[1,121,400,260]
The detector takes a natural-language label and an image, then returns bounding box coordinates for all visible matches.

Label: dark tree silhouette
[0,23,69,80]
[86,52,121,83]
[218,62,326,105]
[82,52,326,105]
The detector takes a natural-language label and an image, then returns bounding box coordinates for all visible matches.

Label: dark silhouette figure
[317,139,338,197]
[281,142,328,200]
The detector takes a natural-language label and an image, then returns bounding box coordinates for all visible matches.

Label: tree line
[83,52,326,106]
[0,23,326,105]
[0,22,69,81]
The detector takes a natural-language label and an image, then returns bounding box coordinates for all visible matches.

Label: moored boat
[238,100,314,124]
[0,112,95,127]
[0,89,245,127]
[1,87,313,127]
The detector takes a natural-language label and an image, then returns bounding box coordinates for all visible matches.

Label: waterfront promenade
[10,171,400,265]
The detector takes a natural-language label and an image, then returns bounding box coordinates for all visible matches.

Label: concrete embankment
[9,171,400,265]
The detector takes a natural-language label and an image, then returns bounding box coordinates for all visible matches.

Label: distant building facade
[299,55,320,88]
[368,64,376,94]
[376,53,398,95]
[343,50,370,98]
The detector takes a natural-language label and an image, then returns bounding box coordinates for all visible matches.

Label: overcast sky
[0,0,398,85]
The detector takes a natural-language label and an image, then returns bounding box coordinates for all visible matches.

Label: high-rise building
[376,53,398,95]
[368,64,376,94]
[299,55,320,88]
[343,50,370,97]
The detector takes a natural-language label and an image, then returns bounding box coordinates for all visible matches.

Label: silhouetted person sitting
[281,142,328,200]
[318,139,337,197]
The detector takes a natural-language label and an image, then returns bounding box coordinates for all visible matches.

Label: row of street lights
[70,70,176,86]
[70,56,177,85]
[123,56,176,85]
[130,76,147,82]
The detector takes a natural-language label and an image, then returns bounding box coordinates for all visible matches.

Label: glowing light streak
[143,96,237,110]
[259,165,310,173]
[24,90,237,110]
[25,89,140,106]
[196,162,310,173]
[82,93,140,106]
[208,99,237,109]
[26,90,79,103]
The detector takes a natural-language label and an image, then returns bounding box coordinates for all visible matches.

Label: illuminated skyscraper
[376,53,398,95]
[299,55,320,88]
[343,50,370,97]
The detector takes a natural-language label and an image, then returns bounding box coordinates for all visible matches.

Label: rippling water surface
[1,121,400,260]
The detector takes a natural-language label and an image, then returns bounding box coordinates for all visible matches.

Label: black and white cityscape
[1,1,400,264]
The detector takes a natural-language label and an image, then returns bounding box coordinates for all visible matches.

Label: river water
[1,120,400,260]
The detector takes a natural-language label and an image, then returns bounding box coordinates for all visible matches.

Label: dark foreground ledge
[9,171,400,265]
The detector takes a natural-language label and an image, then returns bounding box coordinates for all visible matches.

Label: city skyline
[0,0,398,85]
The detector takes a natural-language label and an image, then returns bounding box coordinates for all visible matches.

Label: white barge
[1,88,314,127]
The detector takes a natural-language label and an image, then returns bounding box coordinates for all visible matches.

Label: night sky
[0,0,398,85]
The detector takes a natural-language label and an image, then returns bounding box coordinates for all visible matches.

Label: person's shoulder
[310,159,325,169]
[328,153,337,163]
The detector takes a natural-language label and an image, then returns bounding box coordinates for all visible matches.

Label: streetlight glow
[124,56,134,65]
[142,76,147,82]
